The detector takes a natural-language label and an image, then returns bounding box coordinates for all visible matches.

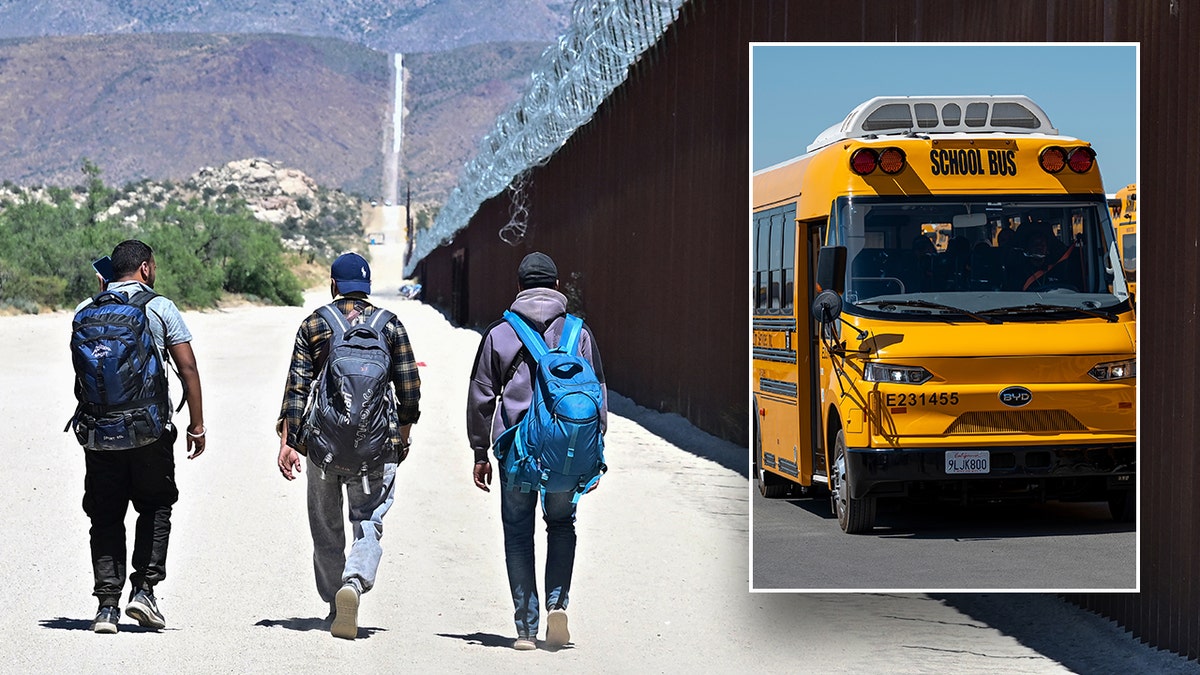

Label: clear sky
[751,43,1137,194]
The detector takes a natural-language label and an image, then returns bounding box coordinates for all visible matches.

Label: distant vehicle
[1107,183,1136,298]
[384,200,393,207]
[367,232,385,245]
[370,199,379,207]
[399,283,422,300]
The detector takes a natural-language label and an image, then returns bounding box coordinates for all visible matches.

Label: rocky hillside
[0,0,572,53]
[1,157,363,259]
[0,33,545,203]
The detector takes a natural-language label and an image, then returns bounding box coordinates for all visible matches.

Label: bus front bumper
[845,443,1135,500]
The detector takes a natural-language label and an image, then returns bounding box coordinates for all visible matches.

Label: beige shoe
[546,608,570,647]
[331,583,360,640]
[513,636,537,651]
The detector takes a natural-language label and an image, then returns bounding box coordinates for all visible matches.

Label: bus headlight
[864,363,932,384]
[1089,359,1136,381]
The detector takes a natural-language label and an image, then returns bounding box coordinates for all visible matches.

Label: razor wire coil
[406,0,685,271]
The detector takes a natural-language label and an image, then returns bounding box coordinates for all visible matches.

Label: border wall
[415,1,749,445]
[415,0,1199,659]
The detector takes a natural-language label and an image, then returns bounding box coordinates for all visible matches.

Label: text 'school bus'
[752,95,1135,533]
[1108,183,1137,298]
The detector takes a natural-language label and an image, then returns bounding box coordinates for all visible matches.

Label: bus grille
[946,410,1087,434]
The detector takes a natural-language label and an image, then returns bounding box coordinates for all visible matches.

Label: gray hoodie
[466,287,607,461]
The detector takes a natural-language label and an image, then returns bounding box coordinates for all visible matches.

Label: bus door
[804,219,827,481]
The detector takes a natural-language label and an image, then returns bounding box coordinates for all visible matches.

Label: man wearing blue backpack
[467,252,608,651]
[69,239,207,634]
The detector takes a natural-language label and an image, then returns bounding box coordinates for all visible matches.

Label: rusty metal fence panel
[417,0,1199,659]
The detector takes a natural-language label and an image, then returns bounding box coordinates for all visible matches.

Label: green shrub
[0,171,306,311]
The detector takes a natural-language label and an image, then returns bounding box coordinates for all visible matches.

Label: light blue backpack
[495,311,606,503]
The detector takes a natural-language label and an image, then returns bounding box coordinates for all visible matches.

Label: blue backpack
[67,289,177,451]
[495,311,606,503]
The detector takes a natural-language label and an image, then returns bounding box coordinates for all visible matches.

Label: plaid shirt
[278,296,421,453]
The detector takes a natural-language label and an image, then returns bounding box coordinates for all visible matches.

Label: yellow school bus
[752,95,1135,533]
[1108,183,1137,297]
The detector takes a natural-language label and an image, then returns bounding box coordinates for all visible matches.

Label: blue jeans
[501,487,577,638]
[306,458,397,604]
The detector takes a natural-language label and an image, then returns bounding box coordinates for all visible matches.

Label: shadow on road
[608,393,748,478]
[255,617,386,638]
[39,617,162,632]
[436,631,519,648]
[770,488,1135,540]
[934,594,1194,673]
[436,631,578,652]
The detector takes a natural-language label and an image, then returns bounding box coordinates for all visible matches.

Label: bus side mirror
[816,246,847,295]
[811,289,843,325]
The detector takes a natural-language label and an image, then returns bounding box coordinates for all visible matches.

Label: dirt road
[1,231,1193,673]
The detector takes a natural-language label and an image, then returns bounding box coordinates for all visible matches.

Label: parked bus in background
[752,95,1135,533]
[1108,183,1137,298]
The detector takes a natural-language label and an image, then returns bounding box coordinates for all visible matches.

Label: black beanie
[518,252,558,288]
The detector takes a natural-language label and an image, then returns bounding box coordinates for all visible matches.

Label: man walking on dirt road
[467,252,608,651]
[276,251,421,640]
[69,239,207,634]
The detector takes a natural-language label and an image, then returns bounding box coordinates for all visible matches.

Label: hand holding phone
[92,256,114,283]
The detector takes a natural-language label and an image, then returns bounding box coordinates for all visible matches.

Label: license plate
[945,450,990,474]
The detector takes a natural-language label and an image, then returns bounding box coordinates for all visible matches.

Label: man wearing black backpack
[467,252,608,651]
[276,251,421,640]
[69,239,207,634]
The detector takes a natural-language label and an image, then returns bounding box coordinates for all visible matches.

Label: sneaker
[546,608,570,647]
[513,636,537,651]
[92,606,120,634]
[331,582,360,640]
[125,587,167,629]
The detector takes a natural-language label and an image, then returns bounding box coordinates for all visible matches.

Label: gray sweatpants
[306,457,397,603]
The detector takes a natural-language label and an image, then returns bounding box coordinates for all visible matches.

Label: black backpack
[299,304,396,476]
[67,289,178,451]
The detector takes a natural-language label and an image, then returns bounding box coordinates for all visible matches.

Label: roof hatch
[807,95,1058,152]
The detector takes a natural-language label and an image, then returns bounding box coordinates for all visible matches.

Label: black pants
[82,428,179,606]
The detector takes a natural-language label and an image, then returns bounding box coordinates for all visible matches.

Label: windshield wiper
[855,299,999,324]
[978,303,1118,322]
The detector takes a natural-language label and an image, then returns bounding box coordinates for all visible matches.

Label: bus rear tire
[756,416,790,498]
[831,429,876,533]
[759,466,790,498]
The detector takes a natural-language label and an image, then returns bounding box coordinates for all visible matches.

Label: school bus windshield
[834,195,1128,315]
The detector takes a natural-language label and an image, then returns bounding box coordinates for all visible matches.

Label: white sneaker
[546,608,570,647]
[331,583,360,640]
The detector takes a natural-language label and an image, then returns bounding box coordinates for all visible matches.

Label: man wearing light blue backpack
[467,252,608,652]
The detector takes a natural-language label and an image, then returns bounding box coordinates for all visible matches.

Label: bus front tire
[831,430,876,534]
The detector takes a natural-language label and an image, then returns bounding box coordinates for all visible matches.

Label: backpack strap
[559,314,584,355]
[316,303,351,339]
[503,310,549,362]
[125,289,159,308]
[366,307,394,331]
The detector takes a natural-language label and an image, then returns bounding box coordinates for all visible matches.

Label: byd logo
[999,386,1033,407]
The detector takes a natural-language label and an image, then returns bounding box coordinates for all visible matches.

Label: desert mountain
[0,33,545,201]
[0,0,572,54]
